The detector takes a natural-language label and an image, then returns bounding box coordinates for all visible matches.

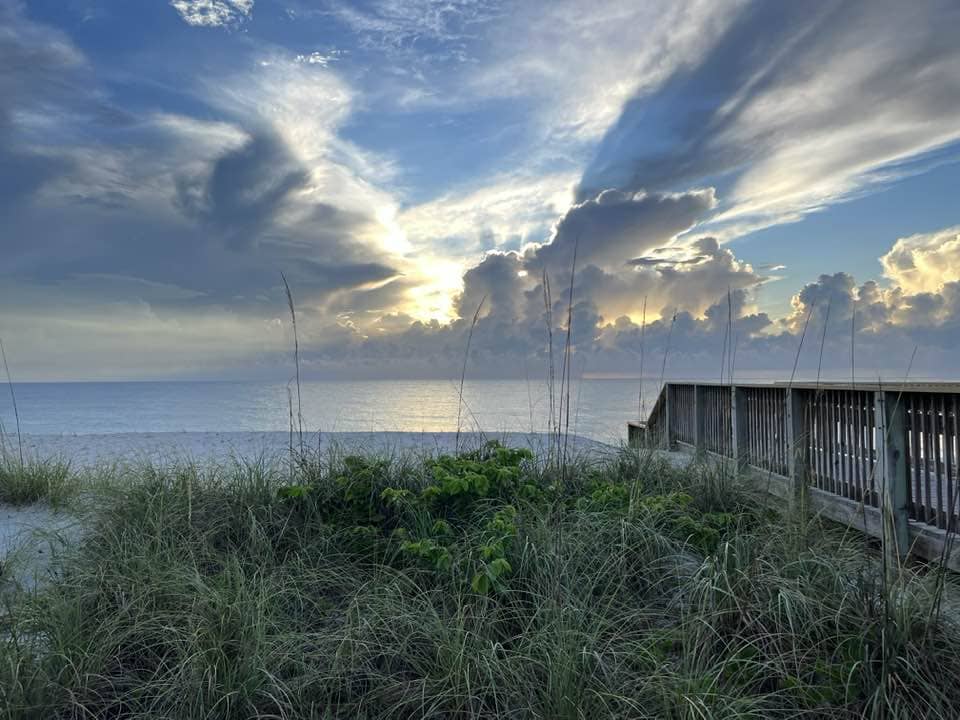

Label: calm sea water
[0,379,672,443]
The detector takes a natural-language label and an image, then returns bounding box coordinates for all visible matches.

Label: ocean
[0,378,667,444]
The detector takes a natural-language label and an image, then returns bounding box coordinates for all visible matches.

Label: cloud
[294,220,960,382]
[579,0,960,232]
[0,6,404,327]
[398,171,577,261]
[528,188,717,272]
[322,0,501,61]
[174,132,309,250]
[466,0,744,141]
[880,225,960,295]
[169,0,253,28]
[3,0,960,383]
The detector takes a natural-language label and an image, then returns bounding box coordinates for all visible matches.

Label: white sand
[0,503,81,592]
[11,431,619,468]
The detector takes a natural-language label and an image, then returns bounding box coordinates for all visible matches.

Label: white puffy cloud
[880,226,960,295]
[169,0,253,28]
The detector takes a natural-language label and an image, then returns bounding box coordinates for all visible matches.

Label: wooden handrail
[629,380,960,571]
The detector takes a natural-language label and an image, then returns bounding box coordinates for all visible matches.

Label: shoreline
[2,431,618,469]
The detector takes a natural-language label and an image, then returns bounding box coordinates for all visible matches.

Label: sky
[2,0,960,382]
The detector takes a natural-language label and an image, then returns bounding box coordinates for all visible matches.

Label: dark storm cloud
[527,188,716,272]
[455,251,526,320]
[174,133,309,250]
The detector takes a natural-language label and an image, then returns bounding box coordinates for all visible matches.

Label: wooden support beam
[876,390,910,564]
[664,384,673,450]
[787,388,808,496]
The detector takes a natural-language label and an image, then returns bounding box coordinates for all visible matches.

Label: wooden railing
[629,381,960,570]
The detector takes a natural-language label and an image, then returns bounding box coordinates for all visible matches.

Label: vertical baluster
[826,391,834,494]
[840,391,849,497]
[777,391,783,474]
[811,390,823,490]
[772,390,778,473]
[783,390,789,475]
[707,389,712,451]
[711,389,716,452]
[753,390,760,468]
[864,392,872,503]
[847,392,856,499]
[868,398,877,506]
[949,397,958,532]
[845,391,852,497]
[832,390,840,495]
[819,391,827,492]
[935,396,945,529]
[754,391,760,469]
[848,392,857,499]
[853,392,862,501]
[723,392,733,457]
[865,392,872,501]
[942,394,954,531]
[850,390,863,502]
[764,390,770,471]
[781,390,787,475]
[765,390,772,472]
[909,394,921,519]
[821,391,829,493]
[922,395,933,525]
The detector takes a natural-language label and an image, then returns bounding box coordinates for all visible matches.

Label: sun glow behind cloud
[402,257,467,323]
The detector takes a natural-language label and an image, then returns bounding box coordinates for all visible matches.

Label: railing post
[693,384,704,451]
[732,385,747,472]
[663,384,673,450]
[875,390,910,565]
[787,388,808,498]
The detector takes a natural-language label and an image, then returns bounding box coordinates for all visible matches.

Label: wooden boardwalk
[630,381,960,571]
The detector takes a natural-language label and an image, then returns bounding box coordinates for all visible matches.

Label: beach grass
[1,444,960,718]
[0,456,74,507]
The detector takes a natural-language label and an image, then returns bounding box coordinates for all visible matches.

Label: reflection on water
[2,378,670,442]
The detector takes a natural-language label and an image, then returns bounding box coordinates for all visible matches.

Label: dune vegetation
[0,456,74,508]
[1,442,960,719]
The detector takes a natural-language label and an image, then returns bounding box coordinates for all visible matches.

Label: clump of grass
[0,457,74,506]
[1,444,959,718]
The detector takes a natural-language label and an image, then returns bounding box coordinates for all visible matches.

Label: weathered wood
[664,384,672,449]
[631,381,960,571]
[935,397,944,528]
[787,388,807,501]
[948,396,957,531]
[924,395,933,525]
[877,391,910,562]
[732,386,747,472]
